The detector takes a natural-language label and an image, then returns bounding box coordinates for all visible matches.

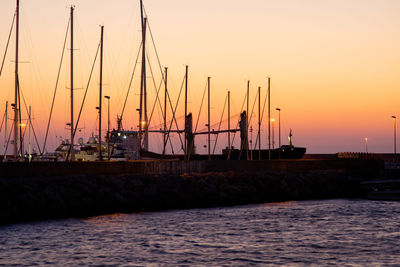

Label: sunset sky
[0,0,399,154]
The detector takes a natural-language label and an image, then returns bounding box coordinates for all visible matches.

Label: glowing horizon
[0,0,399,154]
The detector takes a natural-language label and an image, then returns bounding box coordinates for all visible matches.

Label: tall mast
[98,25,104,160]
[246,80,249,160]
[163,67,167,155]
[184,65,188,160]
[4,101,8,160]
[18,83,23,155]
[268,77,271,160]
[105,95,110,160]
[13,0,19,159]
[228,91,231,160]
[28,106,31,161]
[258,86,261,160]
[70,6,75,161]
[143,17,148,151]
[139,0,148,151]
[394,116,397,156]
[207,77,211,160]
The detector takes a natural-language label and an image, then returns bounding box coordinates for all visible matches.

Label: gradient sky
[0,0,399,154]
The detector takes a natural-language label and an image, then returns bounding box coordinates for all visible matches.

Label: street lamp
[392,115,396,157]
[104,96,110,160]
[365,137,368,153]
[276,108,281,148]
[276,108,281,159]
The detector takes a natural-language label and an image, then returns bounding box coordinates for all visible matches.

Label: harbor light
[270,118,275,149]
[276,108,281,149]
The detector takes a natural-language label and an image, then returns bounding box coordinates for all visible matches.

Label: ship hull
[226,146,306,160]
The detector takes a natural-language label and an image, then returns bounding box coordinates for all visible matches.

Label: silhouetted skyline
[0,0,399,154]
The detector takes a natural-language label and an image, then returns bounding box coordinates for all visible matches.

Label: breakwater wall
[0,159,382,225]
[0,158,383,177]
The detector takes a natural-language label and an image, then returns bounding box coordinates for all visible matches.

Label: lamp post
[276,108,281,159]
[392,116,396,157]
[105,96,110,160]
[365,137,368,153]
[270,118,275,149]
[276,108,281,147]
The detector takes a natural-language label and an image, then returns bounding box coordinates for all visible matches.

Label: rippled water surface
[1,199,400,266]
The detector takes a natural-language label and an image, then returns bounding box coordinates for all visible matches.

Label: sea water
[1,199,400,266]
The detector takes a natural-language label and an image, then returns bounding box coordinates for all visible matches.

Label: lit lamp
[364,137,368,153]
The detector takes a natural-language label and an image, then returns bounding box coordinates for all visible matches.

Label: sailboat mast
[246,80,249,160]
[139,0,148,151]
[228,91,231,160]
[143,18,148,151]
[207,77,211,160]
[18,84,23,155]
[4,101,8,160]
[70,6,75,161]
[184,65,188,159]
[268,77,271,160]
[98,25,104,160]
[28,106,31,161]
[163,67,167,155]
[13,0,19,159]
[258,86,261,160]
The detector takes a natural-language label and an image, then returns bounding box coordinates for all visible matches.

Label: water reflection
[1,199,400,266]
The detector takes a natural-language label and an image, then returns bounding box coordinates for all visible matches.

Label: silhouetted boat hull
[361,180,400,201]
[140,145,306,161]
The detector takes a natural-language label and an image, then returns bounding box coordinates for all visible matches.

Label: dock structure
[0,157,385,226]
[0,157,383,178]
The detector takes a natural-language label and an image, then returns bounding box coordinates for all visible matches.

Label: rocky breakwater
[0,169,362,225]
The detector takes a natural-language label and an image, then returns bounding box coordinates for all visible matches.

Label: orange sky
[0,0,399,154]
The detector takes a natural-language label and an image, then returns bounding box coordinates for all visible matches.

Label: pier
[0,157,382,178]
[0,157,383,225]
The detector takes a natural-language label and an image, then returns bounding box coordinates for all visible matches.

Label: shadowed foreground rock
[0,170,361,225]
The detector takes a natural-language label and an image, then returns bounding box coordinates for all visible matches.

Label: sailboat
[1,0,27,161]
[98,0,306,161]
[5,0,305,162]
[53,4,143,161]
